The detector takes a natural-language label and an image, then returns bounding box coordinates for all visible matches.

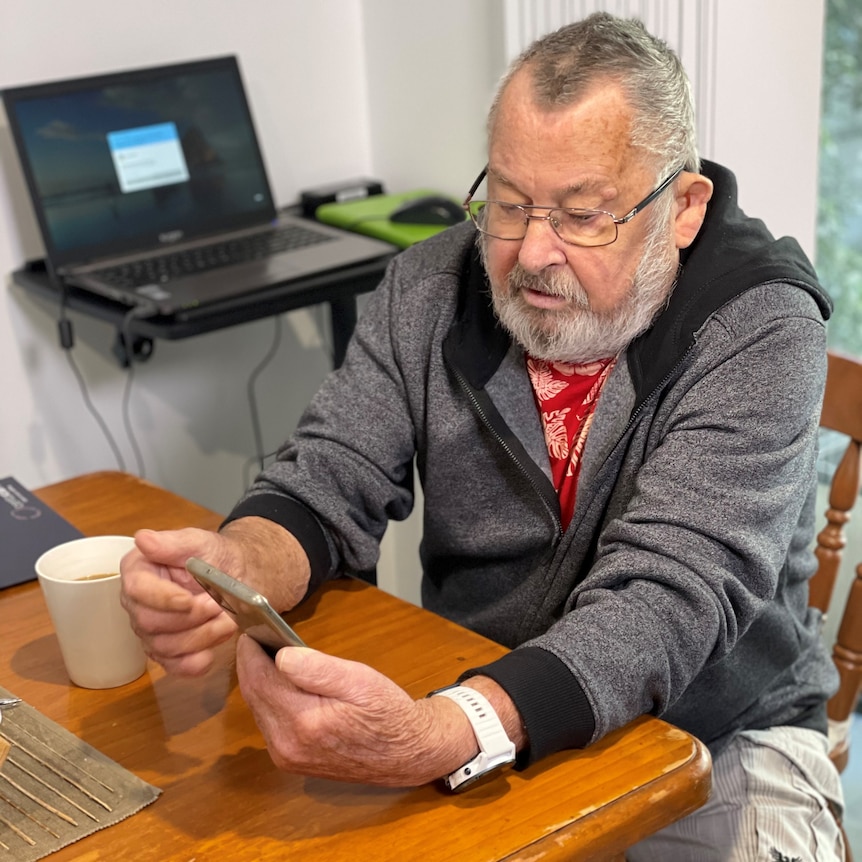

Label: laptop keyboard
[92,223,336,289]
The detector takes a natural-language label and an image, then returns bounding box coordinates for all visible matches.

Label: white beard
[481,209,680,364]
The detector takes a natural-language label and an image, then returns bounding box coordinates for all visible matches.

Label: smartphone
[185,557,307,657]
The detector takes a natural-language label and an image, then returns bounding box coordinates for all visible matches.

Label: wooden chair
[809,349,862,775]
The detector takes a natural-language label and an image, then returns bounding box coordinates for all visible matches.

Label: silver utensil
[0,697,22,723]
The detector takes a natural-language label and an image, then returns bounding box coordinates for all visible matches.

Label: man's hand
[236,636,482,787]
[120,527,237,676]
[120,517,311,677]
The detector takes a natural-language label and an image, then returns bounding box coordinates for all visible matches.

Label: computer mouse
[389,195,466,226]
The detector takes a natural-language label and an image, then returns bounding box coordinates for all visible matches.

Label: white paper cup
[35,535,147,689]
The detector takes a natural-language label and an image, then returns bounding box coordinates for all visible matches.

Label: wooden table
[1,472,711,861]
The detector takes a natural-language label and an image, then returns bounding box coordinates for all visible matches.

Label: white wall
[361,0,505,198]
[710,0,825,259]
[0,0,827,605]
[0,0,373,509]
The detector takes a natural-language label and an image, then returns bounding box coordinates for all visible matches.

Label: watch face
[446,771,486,792]
[445,758,515,793]
[430,686,517,793]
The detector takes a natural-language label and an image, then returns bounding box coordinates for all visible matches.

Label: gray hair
[487,13,699,178]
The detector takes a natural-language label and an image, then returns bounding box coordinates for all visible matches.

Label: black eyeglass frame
[462,165,684,247]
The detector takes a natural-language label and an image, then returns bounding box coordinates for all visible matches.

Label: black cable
[48,259,128,472]
[120,306,152,478]
[50,256,73,347]
[243,447,281,491]
[62,339,128,473]
[316,303,336,367]
[240,307,337,488]
[244,316,283,488]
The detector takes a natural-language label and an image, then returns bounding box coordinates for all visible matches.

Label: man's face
[481,74,681,363]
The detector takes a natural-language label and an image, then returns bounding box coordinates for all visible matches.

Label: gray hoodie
[228,161,838,766]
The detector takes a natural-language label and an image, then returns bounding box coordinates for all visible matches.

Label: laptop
[1,56,395,317]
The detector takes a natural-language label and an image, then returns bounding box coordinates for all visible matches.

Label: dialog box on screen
[107,122,190,194]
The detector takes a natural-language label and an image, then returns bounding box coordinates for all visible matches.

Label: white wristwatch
[431,685,516,792]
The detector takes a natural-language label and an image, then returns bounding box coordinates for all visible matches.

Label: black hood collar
[444,160,831,402]
[626,159,831,402]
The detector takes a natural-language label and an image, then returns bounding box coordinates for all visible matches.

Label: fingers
[129,591,237,677]
[120,527,239,675]
[120,527,228,609]
[146,609,239,677]
[235,634,280,682]
[120,544,194,627]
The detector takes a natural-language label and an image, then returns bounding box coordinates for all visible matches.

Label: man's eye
[496,203,524,220]
[559,210,601,225]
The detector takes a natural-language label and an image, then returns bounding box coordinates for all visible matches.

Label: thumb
[134,527,221,564]
[275,647,378,702]
[134,528,194,564]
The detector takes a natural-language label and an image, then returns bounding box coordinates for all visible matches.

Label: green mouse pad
[315,190,464,248]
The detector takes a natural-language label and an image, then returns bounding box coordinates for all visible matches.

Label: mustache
[506,263,591,309]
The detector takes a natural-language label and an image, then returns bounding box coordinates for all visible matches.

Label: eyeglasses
[462,166,683,248]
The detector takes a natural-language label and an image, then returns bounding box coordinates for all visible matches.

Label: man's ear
[673,172,714,249]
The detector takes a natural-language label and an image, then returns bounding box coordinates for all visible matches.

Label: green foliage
[817,0,862,352]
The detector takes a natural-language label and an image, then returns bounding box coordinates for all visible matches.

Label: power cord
[240,307,338,489]
[51,258,153,477]
[243,316,283,488]
[119,306,155,478]
[316,302,335,367]
[62,338,129,472]
[51,262,128,472]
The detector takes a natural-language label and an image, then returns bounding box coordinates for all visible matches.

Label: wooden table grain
[0,471,711,861]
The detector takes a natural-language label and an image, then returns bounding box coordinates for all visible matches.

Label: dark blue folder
[0,477,83,589]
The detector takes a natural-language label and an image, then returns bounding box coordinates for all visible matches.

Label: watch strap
[432,686,516,791]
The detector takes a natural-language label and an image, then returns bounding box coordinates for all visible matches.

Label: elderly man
[121,13,845,860]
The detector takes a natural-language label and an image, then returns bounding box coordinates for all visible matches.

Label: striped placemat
[0,687,160,860]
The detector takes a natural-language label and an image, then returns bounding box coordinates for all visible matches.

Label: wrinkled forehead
[488,71,647,194]
[491,68,633,136]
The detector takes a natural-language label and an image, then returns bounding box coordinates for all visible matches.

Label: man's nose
[517,215,569,274]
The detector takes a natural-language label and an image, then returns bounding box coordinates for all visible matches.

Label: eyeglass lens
[467,201,618,247]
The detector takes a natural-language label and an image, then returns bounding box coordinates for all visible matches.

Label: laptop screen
[2,56,278,268]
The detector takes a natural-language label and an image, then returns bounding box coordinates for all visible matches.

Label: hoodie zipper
[450,364,563,542]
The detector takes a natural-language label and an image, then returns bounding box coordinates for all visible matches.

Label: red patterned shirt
[526,355,616,530]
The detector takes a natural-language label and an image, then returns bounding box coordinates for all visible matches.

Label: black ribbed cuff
[460,646,595,768]
[221,493,333,597]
